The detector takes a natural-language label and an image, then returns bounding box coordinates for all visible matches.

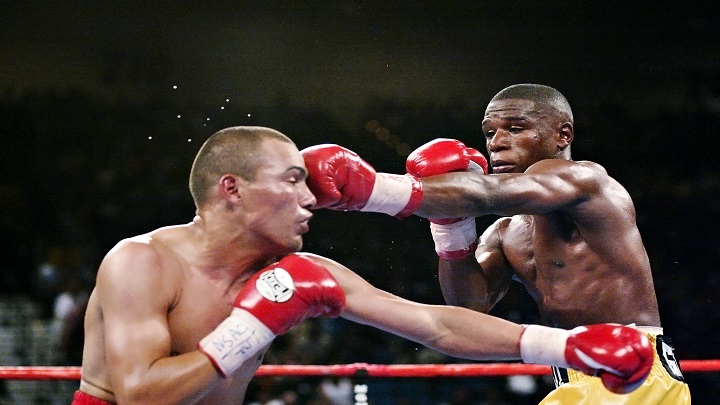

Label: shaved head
[189,126,294,209]
[490,84,573,125]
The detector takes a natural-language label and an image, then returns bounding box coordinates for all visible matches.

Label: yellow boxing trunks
[71,390,115,405]
[541,327,690,404]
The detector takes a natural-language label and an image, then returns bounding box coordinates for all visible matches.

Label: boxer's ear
[219,174,243,205]
[558,122,573,150]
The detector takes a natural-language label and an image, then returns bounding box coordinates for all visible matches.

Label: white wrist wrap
[430,217,478,256]
[520,325,571,368]
[198,308,276,377]
[362,173,414,216]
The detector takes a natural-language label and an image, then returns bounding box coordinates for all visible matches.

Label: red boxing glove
[199,254,346,376]
[565,324,654,394]
[301,144,423,218]
[520,324,653,395]
[406,138,488,180]
[406,138,488,259]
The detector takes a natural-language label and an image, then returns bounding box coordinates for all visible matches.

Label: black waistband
[551,366,570,386]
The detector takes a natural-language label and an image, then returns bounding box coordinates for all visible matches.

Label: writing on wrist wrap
[198,308,276,377]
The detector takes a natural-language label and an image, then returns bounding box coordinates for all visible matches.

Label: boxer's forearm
[110,351,225,405]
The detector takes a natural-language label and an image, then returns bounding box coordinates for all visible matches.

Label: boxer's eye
[285,168,306,184]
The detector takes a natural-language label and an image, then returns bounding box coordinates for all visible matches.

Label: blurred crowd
[1,81,719,403]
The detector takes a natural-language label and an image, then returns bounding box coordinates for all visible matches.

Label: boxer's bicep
[97,242,174,396]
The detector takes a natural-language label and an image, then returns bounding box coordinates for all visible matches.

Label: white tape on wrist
[198,308,276,377]
[519,324,571,368]
[430,217,477,257]
[362,173,414,216]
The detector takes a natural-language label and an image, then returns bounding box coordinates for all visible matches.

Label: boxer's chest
[166,274,244,354]
[501,213,587,287]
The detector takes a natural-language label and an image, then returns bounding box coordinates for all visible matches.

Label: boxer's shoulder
[106,225,197,271]
[97,228,194,302]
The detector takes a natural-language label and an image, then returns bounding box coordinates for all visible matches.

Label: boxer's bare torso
[80,223,268,404]
[433,159,661,329]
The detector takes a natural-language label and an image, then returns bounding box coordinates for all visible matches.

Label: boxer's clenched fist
[521,323,654,394]
[301,144,423,218]
[406,138,488,259]
[199,254,346,377]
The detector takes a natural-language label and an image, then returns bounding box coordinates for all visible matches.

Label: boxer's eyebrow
[286,166,307,180]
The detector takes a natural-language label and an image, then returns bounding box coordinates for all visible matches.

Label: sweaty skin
[414,98,661,329]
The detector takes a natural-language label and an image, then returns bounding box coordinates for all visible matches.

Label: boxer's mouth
[491,160,515,173]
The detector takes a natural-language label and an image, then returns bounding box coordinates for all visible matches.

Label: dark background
[1,1,719,403]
